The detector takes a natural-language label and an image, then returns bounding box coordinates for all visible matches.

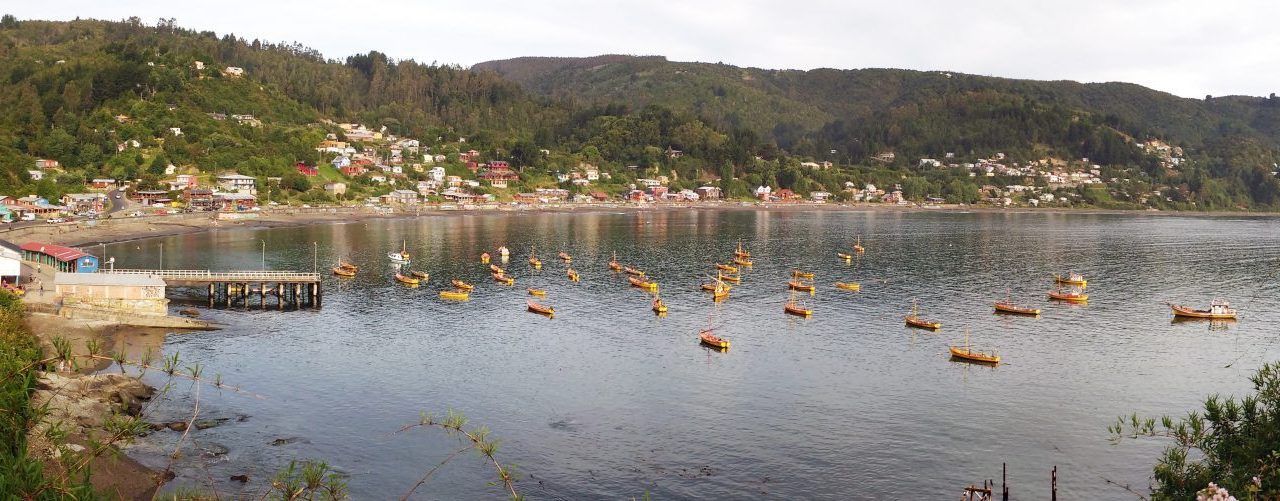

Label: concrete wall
[60,295,168,316]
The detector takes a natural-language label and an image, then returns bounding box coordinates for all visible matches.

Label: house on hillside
[324,182,347,196]
[384,189,420,205]
[35,159,60,170]
[695,186,722,200]
[90,178,117,189]
[223,66,245,77]
[61,193,107,213]
[216,173,257,194]
[27,170,43,181]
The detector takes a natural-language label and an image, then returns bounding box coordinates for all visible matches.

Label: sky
[8,0,1279,99]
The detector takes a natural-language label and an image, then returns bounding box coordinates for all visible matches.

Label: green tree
[1112,361,1280,499]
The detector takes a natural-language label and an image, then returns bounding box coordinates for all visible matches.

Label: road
[105,188,126,215]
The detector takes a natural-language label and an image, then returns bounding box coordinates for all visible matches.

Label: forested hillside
[1,16,1279,211]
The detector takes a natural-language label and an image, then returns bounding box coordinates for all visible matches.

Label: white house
[429,166,446,182]
[216,173,257,194]
[223,66,245,77]
[27,170,43,181]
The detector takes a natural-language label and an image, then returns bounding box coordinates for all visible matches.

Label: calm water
[110,209,1280,499]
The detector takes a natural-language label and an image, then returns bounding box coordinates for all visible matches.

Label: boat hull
[527,301,554,317]
[451,280,475,291]
[394,274,419,285]
[905,316,941,330]
[834,282,861,291]
[994,302,1040,316]
[1048,292,1088,303]
[949,346,1000,364]
[784,304,812,317]
[333,267,356,277]
[629,277,658,291]
[788,282,815,293]
[1170,305,1237,319]
[699,331,730,349]
[439,290,469,300]
[528,288,546,296]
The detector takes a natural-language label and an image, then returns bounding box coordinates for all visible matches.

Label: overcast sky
[9,0,1278,99]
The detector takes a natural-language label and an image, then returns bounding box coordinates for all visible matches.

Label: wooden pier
[99,269,322,308]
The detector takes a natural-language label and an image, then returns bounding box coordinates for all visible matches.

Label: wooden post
[1002,462,1008,501]
[1051,466,1057,501]
[208,283,214,307]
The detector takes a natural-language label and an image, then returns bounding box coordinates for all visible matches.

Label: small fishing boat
[609,252,622,271]
[388,240,411,263]
[480,253,491,264]
[629,276,659,291]
[623,266,645,276]
[410,270,429,281]
[1048,287,1088,303]
[904,301,941,330]
[395,273,420,286]
[733,256,754,267]
[716,263,739,273]
[527,300,554,317]
[527,288,547,296]
[451,279,474,291]
[784,290,812,317]
[733,239,751,259]
[493,273,515,285]
[788,280,816,293]
[558,251,572,262]
[528,246,542,269]
[792,270,814,279]
[949,330,1000,364]
[652,294,668,314]
[333,266,357,277]
[1170,299,1237,319]
[498,246,510,259]
[699,329,730,349]
[1054,272,1087,287]
[439,289,470,300]
[853,236,865,254]
[837,252,853,261]
[994,300,1040,316]
[719,273,741,284]
[834,281,861,291]
[338,261,359,271]
[567,268,580,282]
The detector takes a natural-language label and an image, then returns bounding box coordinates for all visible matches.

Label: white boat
[389,240,411,263]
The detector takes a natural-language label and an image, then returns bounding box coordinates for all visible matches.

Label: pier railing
[100,269,321,283]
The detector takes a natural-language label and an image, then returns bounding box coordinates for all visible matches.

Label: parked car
[46,218,65,224]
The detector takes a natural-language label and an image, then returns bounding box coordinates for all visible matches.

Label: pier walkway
[99,269,322,307]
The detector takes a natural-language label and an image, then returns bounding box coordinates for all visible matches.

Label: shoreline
[5,202,1276,250]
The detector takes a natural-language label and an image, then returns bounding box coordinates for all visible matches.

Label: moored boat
[623,266,645,276]
[395,273,420,286]
[733,256,753,267]
[792,270,814,279]
[837,252,853,261]
[489,264,503,274]
[1054,272,1087,287]
[716,263,739,273]
[904,301,940,329]
[1048,288,1088,303]
[629,276,658,291]
[652,296,668,314]
[853,236,865,253]
[527,300,555,317]
[788,280,816,293]
[558,251,572,262]
[451,279,474,291]
[439,289,470,300]
[529,256,542,269]
[1170,299,1237,319]
[480,253,490,264]
[994,300,1040,316]
[784,290,812,317]
[609,252,622,271]
[949,330,1000,364]
[333,266,357,277]
[338,261,359,271]
[389,240,411,263]
[733,239,751,259]
[493,273,515,285]
[699,329,730,349]
[719,273,741,284]
[527,288,546,296]
[411,270,429,280]
[834,281,861,291]
[567,268,580,282]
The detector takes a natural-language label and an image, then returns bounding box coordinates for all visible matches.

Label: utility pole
[260,239,266,270]
[313,241,317,273]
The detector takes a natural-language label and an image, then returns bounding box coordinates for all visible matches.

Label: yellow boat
[609,252,622,271]
[1048,288,1088,303]
[784,290,812,317]
[629,276,658,291]
[733,239,751,259]
[558,251,572,262]
[949,330,1000,364]
[527,288,547,296]
[623,266,645,276]
[994,300,1040,316]
[395,273,420,286]
[493,273,515,285]
[720,273,741,284]
[480,253,490,264]
[333,266,356,277]
[1170,300,1237,319]
[699,329,730,349]
[451,279,474,291]
[567,268,580,282]
[527,300,555,317]
[904,301,940,330]
[853,236,865,253]
[791,270,814,279]
[788,280,815,293]
[834,281,861,291]
[489,264,504,274]
[439,289,470,300]
[529,257,542,269]
[733,256,753,267]
[652,294,668,314]
[837,252,853,261]
[411,271,429,281]
[716,263,739,273]
[1054,273,1087,287]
